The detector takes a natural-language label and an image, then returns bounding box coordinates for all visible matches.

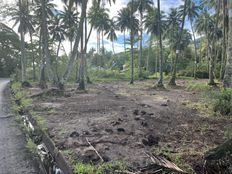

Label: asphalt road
[0,79,42,174]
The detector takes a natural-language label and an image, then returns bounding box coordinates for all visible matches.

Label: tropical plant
[134,0,153,79]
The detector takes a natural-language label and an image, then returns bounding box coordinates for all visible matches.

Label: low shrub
[213,89,232,116]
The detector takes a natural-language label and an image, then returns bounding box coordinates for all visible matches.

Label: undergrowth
[73,161,127,174]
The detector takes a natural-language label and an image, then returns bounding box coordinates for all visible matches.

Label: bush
[178,63,209,79]
[213,89,232,116]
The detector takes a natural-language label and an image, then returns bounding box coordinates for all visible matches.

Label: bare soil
[26,80,231,173]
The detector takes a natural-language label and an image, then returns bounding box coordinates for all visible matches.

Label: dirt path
[29,80,231,173]
[0,79,42,174]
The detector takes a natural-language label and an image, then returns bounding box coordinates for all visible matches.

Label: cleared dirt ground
[26,80,231,173]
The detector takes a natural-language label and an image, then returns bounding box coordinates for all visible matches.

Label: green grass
[186,81,211,92]
[73,161,127,174]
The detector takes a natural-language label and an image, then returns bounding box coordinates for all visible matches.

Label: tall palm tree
[105,19,118,54]
[134,0,153,79]
[116,7,131,54]
[40,0,57,85]
[144,6,165,75]
[168,0,187,86]
[156,0,164,87]
[223,0,232,87]
[195,11,216,85]
[128,0,139,84]
[49,16,66,80]
[179,0,201,79]
[220,0,228,80]
[12,0,34,82]
[60,5,78,52]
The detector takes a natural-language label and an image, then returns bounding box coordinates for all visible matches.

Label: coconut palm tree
[223,0,232,87]
[156,0,164,87]
[168,0,187,86]
[116,7,131,54]
[49,16,66,80]
[40,0,57,85]
[12,0,34,82]
[179,0,201,79]
[60,5,78,52]
[195,11,216,85]
[134,0,153,79]
[144,6,165,75]
[127,0,139,84]
[105,19,118,54]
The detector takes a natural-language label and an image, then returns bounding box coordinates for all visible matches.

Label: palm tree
[40,0,57,85]
[223,0,232,87]
[13,0,34,82]
[105,19,118,54]
[49,16,66,80]
[144,6,165,75]
[179,0,201,79]
[220,0,228,80]
[156,0,164,87]
[60,5,78,52]
[168,0,187,86]
[116,8,131,54]
[195,11,216,85]
[134,0,153,79]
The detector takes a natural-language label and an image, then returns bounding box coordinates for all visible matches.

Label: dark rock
[142,135,160,146]
[134,142,144,148]
[141,121,148,127]
[134,116,141,121]
[161,103,168,107]
[117,128,125,133]
[141,110,147,115]
[91,127,98,132]
[105,128,113,134]
[83,131,91,135]
[147,113,154,116]
[133,109,139,115]
[70,131,79,138]
[82,148,100,163]
[118,118,123,122]
[22,81,32,88]
[56,141,66,150]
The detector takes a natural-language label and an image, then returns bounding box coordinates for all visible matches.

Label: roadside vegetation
[1,0,232,173]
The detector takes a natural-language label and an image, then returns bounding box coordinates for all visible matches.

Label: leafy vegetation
[73,161,127,174]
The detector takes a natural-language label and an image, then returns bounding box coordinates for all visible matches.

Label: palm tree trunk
[124,30,126,54]
[78,2,87,90]
[112,41,115,54]
[208,42,215,85]
[147,36,152,71]
[41,0,57,85]
[223,0,232,87]
[220,0,227,80]
[30,33,36,81]
[55,40,61,81]
[39,31,47,89]
[157,0,164,87]
[19,0,26,83]
[139,11,143,79]
[102,30,104,55]
[168,0,187,86]
[130,0,134,84]
[61,0,88,85]
[190,19,198,79]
